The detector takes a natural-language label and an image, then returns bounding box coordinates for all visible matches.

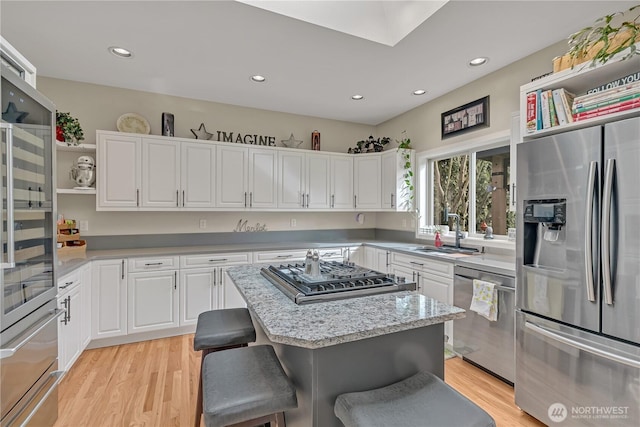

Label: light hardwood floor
[54,335,544,427]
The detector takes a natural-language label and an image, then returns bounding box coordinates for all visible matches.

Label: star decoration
[281,133,303,148]
[190,123,213,140]
[2,102,29,123]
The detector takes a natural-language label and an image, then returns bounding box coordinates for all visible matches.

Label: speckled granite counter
[226,264,465,349]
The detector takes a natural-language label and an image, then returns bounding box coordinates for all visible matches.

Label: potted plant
[56,111,84,145]
[396,131,416,214]
[568,4,640,68]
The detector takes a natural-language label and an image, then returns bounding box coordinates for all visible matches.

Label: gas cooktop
[260,261,416,304]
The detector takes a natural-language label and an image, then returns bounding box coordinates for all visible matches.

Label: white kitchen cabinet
[57,270,82,373]
[330,155,353,209]
[305,153,331,209]
[182,142,216,208]
[362,247,390,272]
[79,263,92,349]
[96,132,141,209]
[277,150,331,209]
[344,246,363,266]
[353,154,381,209]
[217,145,277,209]
[128,270,179,333]
[362,246,377,270]
[141,137,181,208]
[92,259,127,339]
[179,252,251,324]
[381,149,415,211]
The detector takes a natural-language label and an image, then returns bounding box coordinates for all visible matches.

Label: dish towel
[470,279,498,321]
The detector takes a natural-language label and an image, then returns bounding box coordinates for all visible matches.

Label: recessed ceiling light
[108,46,132,58]
[351,95,364,100]
[251,75,266,82]
[469,57,488,67]
[412,89,426,96]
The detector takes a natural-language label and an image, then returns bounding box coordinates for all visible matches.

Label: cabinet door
[141,138,180,208]
[306,153,331,209]
[362,247,377,270]
[375,249,390,273]
[222,267,246,309]
[331,156,353,209]
[92,259,127,339]
[97,133,141,209]
[181,142,216,208]
[420,272,451,303]
[381,151,397,210]
[248,148,278,208]
[128,271,179,333]
[80,264,92,349]
[278,151,305,209]
[58,286,81,373]
[354,155,381,209]
[216,145,248,208]
[180,268,218,326]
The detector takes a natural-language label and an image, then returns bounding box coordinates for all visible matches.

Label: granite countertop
[226,264,466,349]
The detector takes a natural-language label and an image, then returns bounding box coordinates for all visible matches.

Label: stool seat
[194,308,256,351]
[334,371,495,427]
[203,345,298,427]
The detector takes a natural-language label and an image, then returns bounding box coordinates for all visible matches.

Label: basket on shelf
[57,221,86,256]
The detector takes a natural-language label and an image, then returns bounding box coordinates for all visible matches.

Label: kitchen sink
[411,245,479,255]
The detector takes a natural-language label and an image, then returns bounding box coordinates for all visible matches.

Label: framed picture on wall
[441,96,490,139]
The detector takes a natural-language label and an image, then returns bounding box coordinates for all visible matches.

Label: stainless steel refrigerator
[1,69,62,426]
[515,116,640,426]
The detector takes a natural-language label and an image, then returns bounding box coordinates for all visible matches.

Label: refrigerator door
[516,311,640,426]
[516,127,601,331]
[602,117,640,344]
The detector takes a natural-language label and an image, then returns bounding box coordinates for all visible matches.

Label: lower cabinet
[128,270,179,333]
[58,265,92,373]
[92,259,127,339]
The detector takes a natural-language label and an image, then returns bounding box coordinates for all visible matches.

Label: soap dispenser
[435,231,443,248]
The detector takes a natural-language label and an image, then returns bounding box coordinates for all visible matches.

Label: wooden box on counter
[57,221,86,256]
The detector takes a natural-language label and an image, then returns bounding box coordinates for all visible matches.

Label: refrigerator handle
[1,123,16,268]
[525,321,640,369]
[584,161,597,302]
[602,158,615,306]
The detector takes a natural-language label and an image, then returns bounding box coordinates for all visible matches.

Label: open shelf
[57,188,96,195]
[56,141,97,151]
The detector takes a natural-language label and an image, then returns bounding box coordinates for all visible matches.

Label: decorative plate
[116,113,151,134]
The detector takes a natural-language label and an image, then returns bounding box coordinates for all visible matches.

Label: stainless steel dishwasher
[453,265,515,384]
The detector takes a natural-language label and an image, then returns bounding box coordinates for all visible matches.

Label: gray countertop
[226,264,466,349]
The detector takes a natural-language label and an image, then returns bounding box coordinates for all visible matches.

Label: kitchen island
[226,264,465,427]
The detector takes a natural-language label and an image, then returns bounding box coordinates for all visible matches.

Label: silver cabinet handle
[250,192,253,208]
[182,190,185,207]
[354,195,357,208]
[174,271,177,290]
[331,194,335,208]
[121,259,125,280]
[67,295,72,321]
[584,161,597,302]
[136,189,140,207]
[511,183,516,207]
[213,268,217,286]
[602,158,615,306]
[525,321,640,369]
[208,258,228,263]
[58,281,75,290]
[176,190,179,207]
[0,309,65,359]
[276,255,292,258]
[409,261,424,267]
[416,272,421,291]
[61,297,69,325]
[1,123,16,268]
[244,192,247,208]
[391,193,395,208]
[18,370,65,427]
[386,251,390,267]
[144,262,164,266]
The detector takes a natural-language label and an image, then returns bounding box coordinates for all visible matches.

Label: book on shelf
[526,91,538,133]
[573,92,640,114]
[573,81,640,106]
[573,99,640,121]
[536,89,543,130]
[584,71,640,95]
[552,89,569,126]
[540,90,552,129]
[559,89,575,124]
[547,90,559,127]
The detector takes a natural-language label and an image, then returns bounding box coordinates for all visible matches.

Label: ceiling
[1,1,636,125]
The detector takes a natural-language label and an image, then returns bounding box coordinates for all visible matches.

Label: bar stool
[334,371,495,427]
[202,345,298,427]
[194,308,257,427]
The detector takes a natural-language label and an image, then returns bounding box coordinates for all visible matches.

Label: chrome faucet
[447,213,464,249]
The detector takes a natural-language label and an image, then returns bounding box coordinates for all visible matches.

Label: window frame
[415,129,514,246]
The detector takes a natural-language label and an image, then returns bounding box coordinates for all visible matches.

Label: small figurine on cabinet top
[311,130,321,151]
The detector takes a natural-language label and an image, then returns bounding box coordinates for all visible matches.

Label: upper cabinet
[381,149,415,211]
[353,154,381,210]
[519,46,640,140]
[95,130,415,213]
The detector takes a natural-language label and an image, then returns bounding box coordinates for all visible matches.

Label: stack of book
[525,88,576,133]
[572,81,640,121]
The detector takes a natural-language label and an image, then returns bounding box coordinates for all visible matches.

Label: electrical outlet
[290,218,297,227]
[402,219,407,228]
[79,220,89,232]
[199,219,206,229]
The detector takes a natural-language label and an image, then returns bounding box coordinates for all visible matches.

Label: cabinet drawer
[390,252,454,278]
[423,258,454,278]
[58,270,81,295]
[254,249,309,263]
[317,248,343,260]
[128,256,179,272]
[180,252,252,268]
